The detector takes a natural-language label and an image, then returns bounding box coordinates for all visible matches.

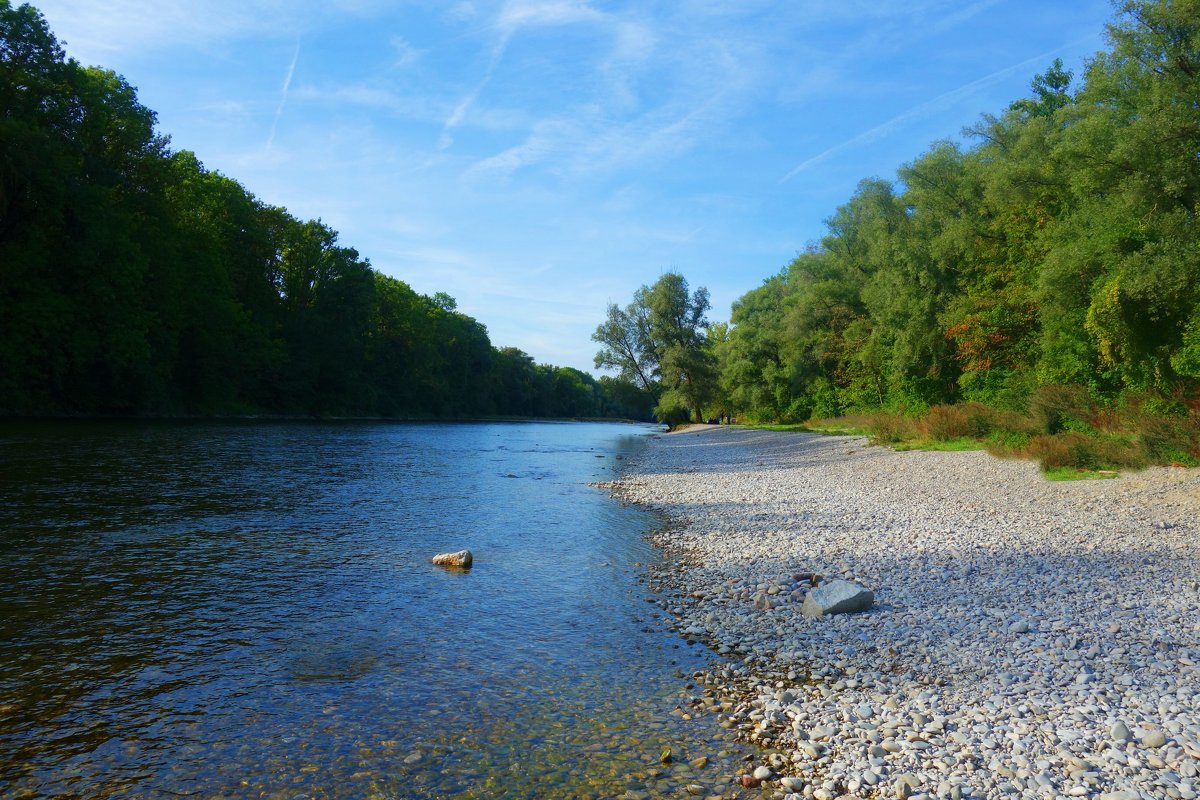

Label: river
[0,421,748,799]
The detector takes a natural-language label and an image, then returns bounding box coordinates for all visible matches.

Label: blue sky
[33,0,1115,373]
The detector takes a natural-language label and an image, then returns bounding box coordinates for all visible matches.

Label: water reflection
[0,421,748,798]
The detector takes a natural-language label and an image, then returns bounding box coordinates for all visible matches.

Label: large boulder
[802,579,873,617]
[432,549,473,569]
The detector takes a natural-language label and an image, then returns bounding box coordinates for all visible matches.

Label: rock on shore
[802,579,874,618]
[614,426,1200,800]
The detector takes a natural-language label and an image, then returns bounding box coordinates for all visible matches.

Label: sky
[31,0,1116,374]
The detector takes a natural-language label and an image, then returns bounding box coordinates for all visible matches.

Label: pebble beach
[613,425,1200,800]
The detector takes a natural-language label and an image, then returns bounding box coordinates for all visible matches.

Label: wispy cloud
[267,40,301,150]
[780,37,1092,182]
[33,0,381,63]
[439,0,613,149]
[438,32,510,149]
[390,35,422,68]
[465,20,746,181]
[34,0,260,60]
[495,0,603,31]
[927,0,1004,34]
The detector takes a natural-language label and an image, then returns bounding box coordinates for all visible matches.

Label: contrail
[267,40,301,150]
[439,31,511,150]
[780,36,1094,183]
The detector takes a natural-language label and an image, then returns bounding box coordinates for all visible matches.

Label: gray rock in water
[802,579,874,617]
[432,549,473,569]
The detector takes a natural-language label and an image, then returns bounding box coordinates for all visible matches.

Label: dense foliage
[593,272,718,424]
[717,0,1200,426]
[0,2,653,420]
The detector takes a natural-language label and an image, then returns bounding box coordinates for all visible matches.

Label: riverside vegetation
[596,0,1200,474]
[0,2,654,420]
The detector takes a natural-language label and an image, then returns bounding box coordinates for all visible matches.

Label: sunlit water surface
[0,421,747,799]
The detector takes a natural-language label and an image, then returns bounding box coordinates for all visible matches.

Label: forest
[6,0,1199,449]
[598,0,1199,467]
[0,2,654,420]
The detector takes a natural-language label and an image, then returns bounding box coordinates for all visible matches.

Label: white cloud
[440,0,623,150]
[495,0,604,33]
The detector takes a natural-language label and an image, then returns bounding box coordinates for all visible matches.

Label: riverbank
[614,426,1200,800]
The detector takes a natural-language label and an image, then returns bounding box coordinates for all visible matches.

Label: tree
[1009,58,1073,118]
[593,272,715,423]
[592,301,655,390]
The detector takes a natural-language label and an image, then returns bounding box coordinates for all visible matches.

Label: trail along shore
[612,425,1200,800]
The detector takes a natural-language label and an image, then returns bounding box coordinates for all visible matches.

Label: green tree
[594,272,716,423]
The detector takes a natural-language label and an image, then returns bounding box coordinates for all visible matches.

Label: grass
[749,422,820,434]
[1042,466,1120,481]
[891,437,985,452]
[744,415,876,437]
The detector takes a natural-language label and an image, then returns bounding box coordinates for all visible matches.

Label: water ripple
[0,421,748,798]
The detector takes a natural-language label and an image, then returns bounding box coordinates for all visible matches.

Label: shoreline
[615,426,1200,800]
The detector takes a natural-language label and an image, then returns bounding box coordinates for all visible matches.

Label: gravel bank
[614,425,1200,800]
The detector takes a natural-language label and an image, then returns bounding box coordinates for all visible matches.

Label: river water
[0,421,747,798]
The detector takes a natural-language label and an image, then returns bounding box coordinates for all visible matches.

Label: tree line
[600,0,1199,427]
[0,2,654,420]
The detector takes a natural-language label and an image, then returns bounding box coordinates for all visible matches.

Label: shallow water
[0,421,747,798]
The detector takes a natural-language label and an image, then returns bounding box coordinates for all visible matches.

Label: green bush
[1130,410,1200,463]
[985,429,1033,455]
[653,390,693,428]
[1025,432,1147,471]
[808,377,842,421]
[1028,385,1095,435]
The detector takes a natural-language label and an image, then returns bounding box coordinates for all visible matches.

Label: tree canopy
[708,0,1200,423]
[0,1,653,420]
[594,272,719,423]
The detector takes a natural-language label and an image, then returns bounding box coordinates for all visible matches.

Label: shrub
[923,402,996,440]
[653,390,693,428]
[1131,410,1200,463]
[1028,385,1094,434]
[1025,432,1147,471]
[808,377,842,421]
[867,412,918,444]
[985,429,1032,457]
